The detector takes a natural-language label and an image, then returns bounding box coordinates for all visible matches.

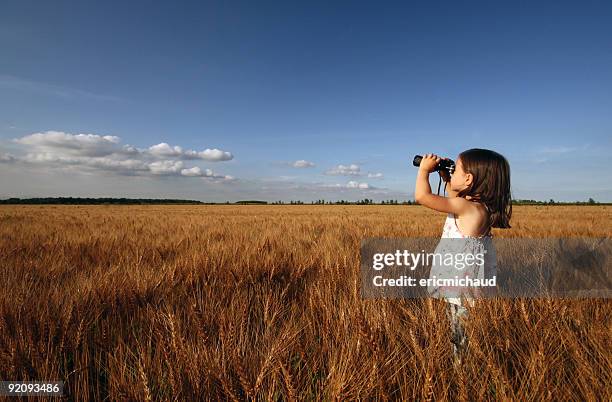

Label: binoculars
[413,155,455,175]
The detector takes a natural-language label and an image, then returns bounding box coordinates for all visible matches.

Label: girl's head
[450,148,512,228]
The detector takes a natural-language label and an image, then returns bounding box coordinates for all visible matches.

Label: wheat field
[0,205,610,400]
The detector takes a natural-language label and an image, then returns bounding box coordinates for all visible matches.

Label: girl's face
[450,157,473,193]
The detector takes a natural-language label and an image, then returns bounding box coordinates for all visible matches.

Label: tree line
[1,197,607,205]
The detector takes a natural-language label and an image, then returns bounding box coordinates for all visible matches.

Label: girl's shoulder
[463,199,489,217]
[453,201,491,237]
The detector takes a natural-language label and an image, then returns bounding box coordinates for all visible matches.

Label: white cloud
[147,143,234,161]
[148,160,184,175]
[180,166,235,181]
[148,142,184,157]
[323,181,374,190]
[186,148,234,161]
[203,168,217,177]
[8,131,236,180]
[292,159,315,168]
[347,181,370,189]
[324,163,383,179]
[0,153,16,163]
[12,132,234,162]
[181,166,203,176]
[120,144,140,155]
[202,168,235,181]
[23,152,79,164]
[84,158,148,171]
[325,163,361,176]
[22,152,150,172]
[14,131,121,157]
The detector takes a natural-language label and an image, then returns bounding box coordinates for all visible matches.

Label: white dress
[427,212,497,307]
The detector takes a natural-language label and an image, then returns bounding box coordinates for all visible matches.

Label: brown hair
[456,148,512,228]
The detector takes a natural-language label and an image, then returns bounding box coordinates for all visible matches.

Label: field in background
[1,205,610,400]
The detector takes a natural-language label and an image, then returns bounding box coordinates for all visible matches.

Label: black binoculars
[413,155,455,175]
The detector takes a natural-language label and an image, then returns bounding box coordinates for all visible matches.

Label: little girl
[414,148,512,361]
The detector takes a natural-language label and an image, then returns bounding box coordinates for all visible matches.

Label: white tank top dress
[427,211,497,307]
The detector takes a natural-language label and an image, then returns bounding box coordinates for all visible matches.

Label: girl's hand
[419,153,441,173]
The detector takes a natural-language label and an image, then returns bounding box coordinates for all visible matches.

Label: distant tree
[588,197,596,205]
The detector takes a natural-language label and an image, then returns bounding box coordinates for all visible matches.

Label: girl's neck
[463,195,489,213]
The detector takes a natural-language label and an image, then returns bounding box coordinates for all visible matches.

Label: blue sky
[1,1,611,202]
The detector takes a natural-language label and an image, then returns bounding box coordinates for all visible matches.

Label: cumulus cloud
[186,148,233,161]
[323,181,374,190]
[292,160,315,168]
[9,130,235,180]
[147,142,233,161]
[148,142,184,157]
[203,169,235,181]
[347,181,370,189]
[12,131,233,161]
[0,152,16,163]
[14,131,121,157]
[180,166,235,181]
[120,144,140,155]
[325,163,361,176]
[22,152,150,172]
[324,163,383,179]
[181,166,203,177]
[148,160,184,175]
[202,168,223,178]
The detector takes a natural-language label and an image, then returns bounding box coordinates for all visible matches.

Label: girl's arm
[414,154,468,214]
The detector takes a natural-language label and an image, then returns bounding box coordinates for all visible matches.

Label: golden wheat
[0,205,610,400]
